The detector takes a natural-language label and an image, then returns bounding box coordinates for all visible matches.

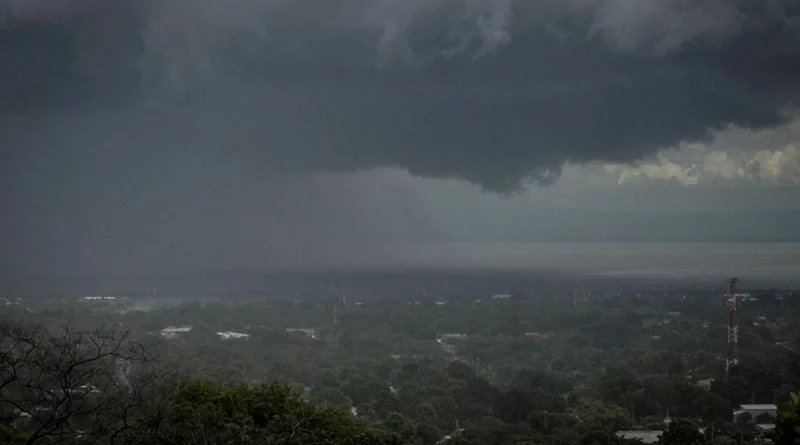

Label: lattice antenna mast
[725,277,740,380]
[333,303,339,326]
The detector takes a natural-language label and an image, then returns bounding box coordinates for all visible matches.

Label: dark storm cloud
[2,0,799,190]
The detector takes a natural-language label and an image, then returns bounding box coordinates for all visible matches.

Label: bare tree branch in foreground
[0,321,175,445]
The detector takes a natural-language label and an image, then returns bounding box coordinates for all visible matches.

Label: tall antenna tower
[725,277,740,380]
[331,282,342,327]
[332,291,346,327]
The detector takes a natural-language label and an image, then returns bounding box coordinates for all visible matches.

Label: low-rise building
[440,333,467,340]
[734,404,777,423]
[160,326,192,339]
[616,431,662,444]
[286,328,317,339]
[617,427,705,444]
[217,331,250,340]
[696,378,714,390]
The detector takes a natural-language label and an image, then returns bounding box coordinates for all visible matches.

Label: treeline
[3,320,800,445]
[3,286,800,445]
[0,321,399,445]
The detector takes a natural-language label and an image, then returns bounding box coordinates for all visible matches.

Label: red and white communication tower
[725,277,741,380]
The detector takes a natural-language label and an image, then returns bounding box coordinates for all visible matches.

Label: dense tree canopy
[2,282,799,445]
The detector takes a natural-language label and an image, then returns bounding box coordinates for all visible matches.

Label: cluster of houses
[616,403,778,444]
[158,325,318,341]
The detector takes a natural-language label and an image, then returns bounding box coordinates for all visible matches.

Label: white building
[734,404,777,423]
[216,331,250,340]
[440,333,467,340]
[616,431,662,444]
[286,328,317,339]
[160,326,192,339]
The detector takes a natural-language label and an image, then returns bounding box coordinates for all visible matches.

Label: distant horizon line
[3,240,798,281]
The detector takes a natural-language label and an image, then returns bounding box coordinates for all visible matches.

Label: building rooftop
[616,431,662,444]
[216,331,250,340]
[160,326,192,338]
[740,404,778,410]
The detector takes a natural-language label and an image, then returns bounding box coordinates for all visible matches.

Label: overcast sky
[1,0,799,276]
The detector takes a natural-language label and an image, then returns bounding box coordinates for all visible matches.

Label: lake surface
[4,242,798,295]
[390,242,800,282]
